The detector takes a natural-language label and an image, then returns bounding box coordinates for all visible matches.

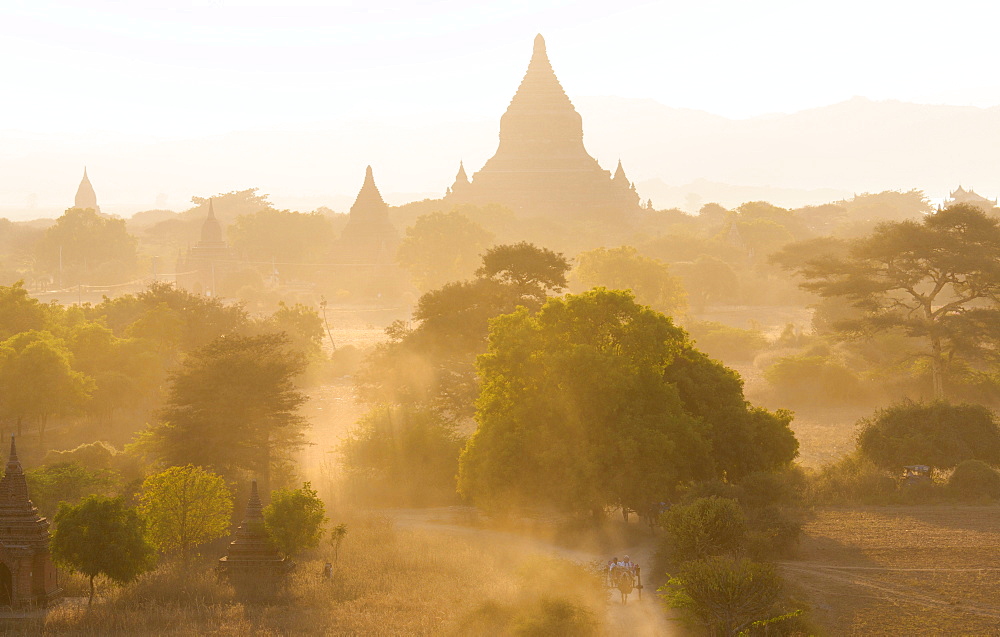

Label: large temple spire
[449,35,642,219]
[74,167,100,214]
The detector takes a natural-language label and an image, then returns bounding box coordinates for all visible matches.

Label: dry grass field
[22,511,607,636]
[782,506,1000,635]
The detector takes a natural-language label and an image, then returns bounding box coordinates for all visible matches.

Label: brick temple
[217,480,292,596]
[335,165,399,264]
[176,199,234,296]
[445,34,642,219]
[0,437,61,608]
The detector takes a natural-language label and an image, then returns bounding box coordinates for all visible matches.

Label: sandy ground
[385,507,682,636]
[782,506,1000,635]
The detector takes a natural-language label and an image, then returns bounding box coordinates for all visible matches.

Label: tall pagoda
[0,437,61,608]
[217,480,292,598]
[74,168,101,214]
[446,34,641,219]
[335,166,399,264]
[176,199,233,296]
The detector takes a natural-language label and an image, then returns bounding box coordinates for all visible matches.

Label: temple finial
[208,198,216,219]
[534,34,545,56]
[8,435,16,463]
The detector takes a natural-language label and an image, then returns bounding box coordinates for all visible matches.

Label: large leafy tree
[139,464,233,563]
[66,321,160,425]
[339,406,464,505]
[229,209,334,263]
[0,281,49,340]
[35,208,138,285]
[458,289,797,517]
[93,282,248,353]
[574,246,688,317]
[396,210,495,292]
[358,243,569,419]
[51,495,157,605]
[0,330,93,437]
[774,204,1000,398]
[148,333,307,493]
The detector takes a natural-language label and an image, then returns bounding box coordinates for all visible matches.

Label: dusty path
[385,507,681,636]
[780,561,1000,621]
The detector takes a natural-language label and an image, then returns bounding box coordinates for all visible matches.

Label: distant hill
[2,96,999,220]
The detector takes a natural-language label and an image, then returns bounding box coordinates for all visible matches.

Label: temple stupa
[445,34,641,219]
[74,168,101,214]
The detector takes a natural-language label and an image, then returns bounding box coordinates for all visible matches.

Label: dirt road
[386,507,681,636]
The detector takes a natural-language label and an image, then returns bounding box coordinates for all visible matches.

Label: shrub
[745,505,802,559]
[685,321,769,362]
[661,496,748,563]
[264,482,327,557]
[660,555,788,636]
[678,479,739,504]
[765,353,866,406]
[806,454,898,505]
[25,462,119,518]
[735,468,805,510]
[948,460,1000,502]
[339,406,464,505]
[857,401,1000,472]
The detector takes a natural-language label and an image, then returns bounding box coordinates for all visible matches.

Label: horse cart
[609,564,643,604]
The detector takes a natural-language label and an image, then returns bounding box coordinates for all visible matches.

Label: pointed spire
[505,33,575,114]
[7,435,20,473]
[1,435,30,505]
[613,160,627,181]
[349,165,389,221]
[244,479,264,523]
[74,167,100,213]
[533,33,546,59]
[200,197,224,244]
[456,161,469,184]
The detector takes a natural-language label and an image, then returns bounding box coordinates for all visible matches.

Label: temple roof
[74,168,100,213]
[612,160,629,186]
[455,161,469,185]
[447,35,642,219]
[506,34,574,113]
[947,185,997,206]
[200,199,225,245]
[0,436,50,545]
[349,166,390,222]
[0,436,29,506]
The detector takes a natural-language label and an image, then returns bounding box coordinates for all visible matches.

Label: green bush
[806,454,898,505]
[339,406,464,505]
[660,555,789,636]
[765,353,866,406]
[25,462,120,518]
[857,401,1000,472]
[735,469,805,510]
[947,459,1000,502]
[661,496,748,563]
[685,321,768,362]
[678,479,739,504]
[745,505,802,559]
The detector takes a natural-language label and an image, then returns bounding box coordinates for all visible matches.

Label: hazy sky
[6,0,1000,138]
